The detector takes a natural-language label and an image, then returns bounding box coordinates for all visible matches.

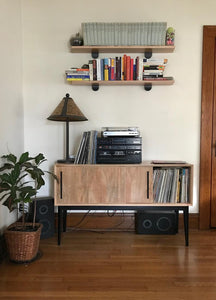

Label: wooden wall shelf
[71,45,175,54]
[67,79,174,86]
[67,79,174,91]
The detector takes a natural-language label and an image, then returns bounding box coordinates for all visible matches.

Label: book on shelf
[93,60,97,81]
[143,58,168,65]
[66,77,90,81]
[143,70,164,76]
[143,65,165,71]
[96,59,101,81]
[104,58,109,81]
[88,60,93,80]
[110,58,115,80]
[143,77,173,81]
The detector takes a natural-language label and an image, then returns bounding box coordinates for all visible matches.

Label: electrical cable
[66,210,135,233]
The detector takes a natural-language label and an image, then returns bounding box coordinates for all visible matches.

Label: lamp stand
[57,121,74,164]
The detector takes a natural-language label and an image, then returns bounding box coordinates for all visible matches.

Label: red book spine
[130,58,133,80]
[126,56,131,80]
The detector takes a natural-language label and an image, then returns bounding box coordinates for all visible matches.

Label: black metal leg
[58,206,62,246]
[63,210,67,232]
[183,207,189,246]
[175,209,179,234]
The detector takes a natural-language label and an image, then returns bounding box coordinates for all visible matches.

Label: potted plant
[0,152,56,263]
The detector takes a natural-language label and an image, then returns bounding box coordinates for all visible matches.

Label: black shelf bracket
[144,50,152,59]
[144,83,152,91]
[92,83,99,91]
[91,49,99,59]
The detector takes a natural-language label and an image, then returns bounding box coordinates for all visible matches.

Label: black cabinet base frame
[57,206,189,246]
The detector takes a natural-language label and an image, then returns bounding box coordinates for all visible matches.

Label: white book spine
[138,57,143,80]
[96,59,101,81]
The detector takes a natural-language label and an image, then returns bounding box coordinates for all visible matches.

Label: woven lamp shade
[47,94,87,122]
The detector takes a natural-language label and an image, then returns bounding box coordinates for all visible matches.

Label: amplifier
[97,145,142,150]
[97,137,142,145]
[96,137,142,164]
[96,150,142,164]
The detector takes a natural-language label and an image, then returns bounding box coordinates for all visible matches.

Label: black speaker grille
[135,211,177,235]
[156,217,172,231]
[28,197,55,239]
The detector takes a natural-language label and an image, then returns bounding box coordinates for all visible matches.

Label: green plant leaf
[34,153,46,165]
[45,171,59,182]
[0,173,12,185]
[0,163,14,172]
[19,186,35,193]
[36,177,45,189]
[10,164,21,184]
[18,152,30,164]
[0,182,11,191]
[2,154,17,164]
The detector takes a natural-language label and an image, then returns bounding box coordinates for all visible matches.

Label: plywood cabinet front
[54,164,153,206]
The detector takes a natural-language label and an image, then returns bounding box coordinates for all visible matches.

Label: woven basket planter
[4,222,42,263]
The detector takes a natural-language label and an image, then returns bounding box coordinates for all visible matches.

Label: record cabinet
[54,162,193,207]
[54,162,193,246]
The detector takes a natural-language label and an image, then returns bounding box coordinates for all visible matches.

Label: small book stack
[65,67,90,81]
[153,168,189,204]
[81,22,167,46]
[74,130,98,164]
[143,57,168,80]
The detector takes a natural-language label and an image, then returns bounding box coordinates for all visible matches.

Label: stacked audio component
[96,127,142,164]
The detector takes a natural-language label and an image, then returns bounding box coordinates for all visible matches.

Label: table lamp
[47,93,88,163]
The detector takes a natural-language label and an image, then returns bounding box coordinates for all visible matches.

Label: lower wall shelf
[67,78,175,91]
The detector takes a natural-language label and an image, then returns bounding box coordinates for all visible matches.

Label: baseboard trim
[55,212,199,231]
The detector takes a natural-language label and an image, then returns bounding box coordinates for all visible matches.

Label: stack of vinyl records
[81,22,167,46]
[74,130,98,164]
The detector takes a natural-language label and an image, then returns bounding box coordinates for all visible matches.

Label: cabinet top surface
[55,161,193,167]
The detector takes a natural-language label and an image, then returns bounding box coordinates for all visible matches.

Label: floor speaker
[28,197,55,239]
[135,210,178,235]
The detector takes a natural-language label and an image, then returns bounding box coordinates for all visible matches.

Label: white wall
[4,0,215,216]
[0,0,23,231]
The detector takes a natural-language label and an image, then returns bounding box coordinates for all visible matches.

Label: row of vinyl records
[153,168,190,204]
[81,22,167,46]
[75,130,98,164]
[66,56,168,82]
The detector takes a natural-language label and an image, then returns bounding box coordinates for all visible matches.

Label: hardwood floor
[1,229,216,299]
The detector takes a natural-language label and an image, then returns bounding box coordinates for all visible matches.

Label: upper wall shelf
[71,45,175,58]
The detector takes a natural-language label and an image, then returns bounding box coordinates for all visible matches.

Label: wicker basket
[4,222,42,263]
